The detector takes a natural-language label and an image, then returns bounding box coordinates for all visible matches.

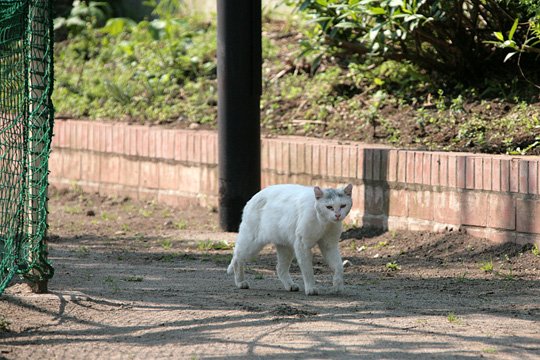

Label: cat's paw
[305,287,319,296]
[236,281,250,289]
[287,283,299,292]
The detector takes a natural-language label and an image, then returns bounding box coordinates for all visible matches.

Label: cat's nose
[335,214,341,219]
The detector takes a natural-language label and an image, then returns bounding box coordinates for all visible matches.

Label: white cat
[227,184,353,295]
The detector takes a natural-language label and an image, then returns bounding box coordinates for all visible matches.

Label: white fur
[227,184,353,295]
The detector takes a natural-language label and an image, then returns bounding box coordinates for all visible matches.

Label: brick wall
[49,119,540,245]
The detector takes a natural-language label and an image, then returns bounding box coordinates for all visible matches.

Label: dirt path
[1,187,539,359]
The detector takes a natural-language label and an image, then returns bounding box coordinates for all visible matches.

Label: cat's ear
[314,186,324,200]
[343,183,353,197]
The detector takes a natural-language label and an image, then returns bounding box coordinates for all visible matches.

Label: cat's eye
[326,206,333,210]
[340,204,346,208]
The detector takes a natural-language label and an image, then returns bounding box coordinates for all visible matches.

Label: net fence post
[25,0,53,293]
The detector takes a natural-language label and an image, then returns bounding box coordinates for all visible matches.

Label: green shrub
[288,0,540,82]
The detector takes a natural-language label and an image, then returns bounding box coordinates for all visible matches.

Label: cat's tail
[227,257,236,275]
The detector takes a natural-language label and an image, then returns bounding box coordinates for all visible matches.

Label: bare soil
[1,187,539,359]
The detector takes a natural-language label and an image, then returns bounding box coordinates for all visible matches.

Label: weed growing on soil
[123,276,144,282]
[480,259,494,273]
[386,261,400,271]
[175,220,188,230]
[447,313,461,324]
[0,316,10,332]
[161,239,173,250]
[77,246,90,256]
[197,240,233,251]
[532,244,540,257]
[482,348,498,354]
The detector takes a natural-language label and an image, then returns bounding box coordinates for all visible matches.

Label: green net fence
[0,0,54,294]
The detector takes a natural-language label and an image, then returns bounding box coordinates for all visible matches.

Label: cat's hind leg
[275,245,299,292]
[229,234,265,290]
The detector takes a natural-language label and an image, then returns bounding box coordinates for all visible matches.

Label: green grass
[446,312,461,324]
[0,316,10,332]
[532,244,540,257]
[385,261,400,271]
[161,239,173,250]
[197,240,234,251]
[480,259,494,273]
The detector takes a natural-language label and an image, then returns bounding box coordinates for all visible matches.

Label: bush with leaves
[53,15,217,123]
[288,0,540,83]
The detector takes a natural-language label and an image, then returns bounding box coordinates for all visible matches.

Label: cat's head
[313,184,353,223]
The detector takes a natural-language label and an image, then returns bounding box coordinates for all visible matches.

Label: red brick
[261,140,269,170]
[474,157,483,190]
[103,123,113,153]
[448,155,457,188]
[482,158,492,190]
[510,158,519,192]
[305,142,314,175]
[357,147,364,180]
[100,155,120,184]
[193,133,202,163]
[280,142,291,175]
[128,127,138,156]
[457,155,467,188]
[484,229,516,244]
[389,189,407,217]
[406,151,415,183]
[408,190,433,221]
[380,150,389,182]
[500,159,510,192]
[463,227,487,240]
[440,154,449,187]
[492,158,501,191]
[529,161,538,194]
[68,121,78,149]
[519,160,528,194]
[61,151,81,180]
[466,156,475,189]
[161,129,175,160]
[305,143,313,175]
[334,146,344,178]
[460,192,488,226]
[77,121,89,150]
[364,149,373,180]
[54,120,66,147]
[318,143,326,177]
[158,162,178,190]
[387,149,398,182]
[48,151,63,178]
[326,145,335,177]
[373,149,381,180]
[487,193,515,230]
[431,154,440,186]
[364,185,387,215]
[433,191,461,225]
[297,142,306,175]
[140,161,159,189]
[174,131,187,161]
[516,199,540,234]
[149,129,158,158]
[414,152,423,184]
[80,151,100,182]
[118,158,140,187]
[209,134,218,165]
[111,124,124,154]
[397,150,407,183]
[516,233,540,246]
[422,153,431,185]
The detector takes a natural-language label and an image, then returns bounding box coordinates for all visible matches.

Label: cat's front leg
[294,240,318,295]
[319,239,344,294]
